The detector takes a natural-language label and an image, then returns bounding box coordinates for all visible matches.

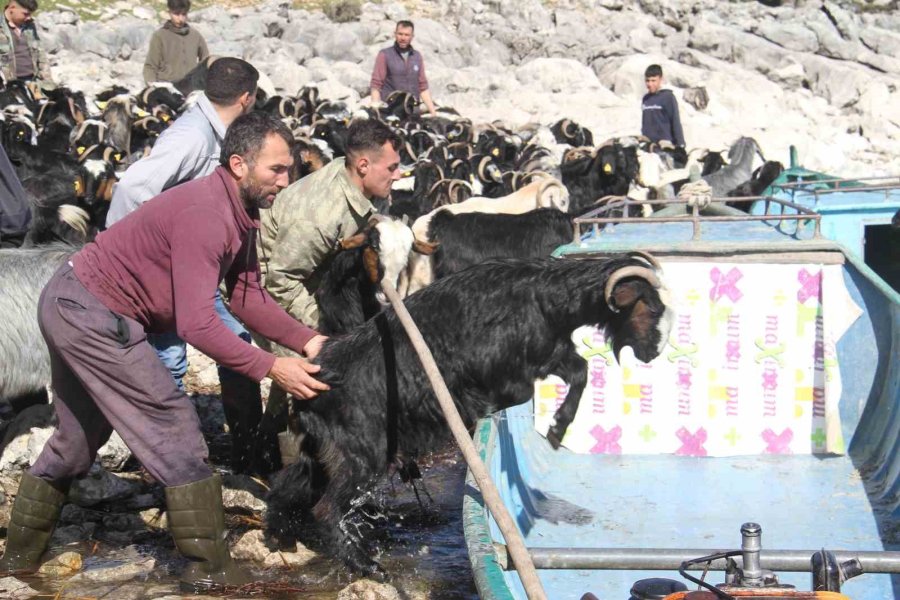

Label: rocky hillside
[39,0,900,177]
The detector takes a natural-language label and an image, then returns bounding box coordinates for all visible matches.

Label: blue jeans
[149,291,250,389]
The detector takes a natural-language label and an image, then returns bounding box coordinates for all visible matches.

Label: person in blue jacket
[641,64,685,148]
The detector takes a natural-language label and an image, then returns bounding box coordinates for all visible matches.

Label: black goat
[265,254,673,578]
[315,219,435,335]
[550,118,594,147]
[726,161,784,212]
[562,143,640,215]
[427,208,572,279]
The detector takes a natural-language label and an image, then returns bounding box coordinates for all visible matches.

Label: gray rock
[97,432,132,472]
[231,529,317,567]
[682,87,709,111]
[752,22,819,53]
[68,556,156,583]
[337,579,403,600]
[68,466,138,507]
[313,28,366,62]
[223,487,266,514]
[0,577,39,599]
[0,425,52,475]
[131,6,155,20]
[39,9,79,26]
[50,522,97,546]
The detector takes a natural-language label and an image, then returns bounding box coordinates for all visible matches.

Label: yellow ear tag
[161,114,170,122]
[491,147,500,157]
[603,163,613,174]
[114,153,122,162]
[95,100,108,110]
[73,179,81,194]
[77,146,85,154]
[135,108,149,118]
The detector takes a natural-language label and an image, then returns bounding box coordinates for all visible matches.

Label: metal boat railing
[493,545,900,574]
[571,195,822,243]
[772,175,900,204]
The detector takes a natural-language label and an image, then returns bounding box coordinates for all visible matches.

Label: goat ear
[362,246,380,284]
[413,239,438,255]
[339,233,367,250]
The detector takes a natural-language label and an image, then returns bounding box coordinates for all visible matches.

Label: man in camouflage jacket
[0,0,53,87]
[260,119,401,330]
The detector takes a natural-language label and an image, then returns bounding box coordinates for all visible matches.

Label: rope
[677,178,713,210]
[379,282,548,600]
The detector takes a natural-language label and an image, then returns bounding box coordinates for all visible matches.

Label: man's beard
[239,179,273,210]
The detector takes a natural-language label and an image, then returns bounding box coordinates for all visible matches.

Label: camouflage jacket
[260,158,374,328]
[0,18,53,85]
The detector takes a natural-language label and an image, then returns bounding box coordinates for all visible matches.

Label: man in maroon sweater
[0,112,327,589]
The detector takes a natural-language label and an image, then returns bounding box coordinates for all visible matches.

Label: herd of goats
[0,71,784,579]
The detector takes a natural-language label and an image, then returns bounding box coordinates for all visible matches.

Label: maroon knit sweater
[73,166,317,381]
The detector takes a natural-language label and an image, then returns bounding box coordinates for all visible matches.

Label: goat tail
[57,204,90,240]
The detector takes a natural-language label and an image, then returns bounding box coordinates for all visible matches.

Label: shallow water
[22,447,478,599]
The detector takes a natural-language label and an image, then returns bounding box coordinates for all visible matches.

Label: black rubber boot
[165,474,252,592]
[0,472,67,574]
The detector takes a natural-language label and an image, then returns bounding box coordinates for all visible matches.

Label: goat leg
[545,346,588,450]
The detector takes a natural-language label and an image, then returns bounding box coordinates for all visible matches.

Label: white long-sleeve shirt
[106,93,226,227]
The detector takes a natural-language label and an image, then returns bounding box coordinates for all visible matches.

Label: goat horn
[626,251,662,272]
[604,266,662,313]
[535,177,563,208]
[477,155,491,181]
[279,97,292,119]
[562,119,577,137]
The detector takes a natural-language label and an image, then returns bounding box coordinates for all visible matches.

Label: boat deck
[485,402,899,599]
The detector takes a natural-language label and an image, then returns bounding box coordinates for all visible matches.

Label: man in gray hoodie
[143,0,208,84]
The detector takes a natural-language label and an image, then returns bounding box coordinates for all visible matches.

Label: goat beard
[239,178,274,210]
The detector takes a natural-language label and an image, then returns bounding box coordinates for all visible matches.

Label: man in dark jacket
[143,0,209,84]
[641,64,684,148]
[369,20,436,117]
[0,112,328,590]
[0,0,53,87]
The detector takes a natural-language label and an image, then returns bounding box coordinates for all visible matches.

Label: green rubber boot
[0,472,67,574]
[165,474,252,592]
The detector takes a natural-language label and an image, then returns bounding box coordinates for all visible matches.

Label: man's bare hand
[268,356,330,400]
[303,334,328,359]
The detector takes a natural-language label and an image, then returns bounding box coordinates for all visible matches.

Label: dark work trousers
[30,262,212,488]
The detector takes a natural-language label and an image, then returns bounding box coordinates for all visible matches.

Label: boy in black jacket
[641,64,685,148]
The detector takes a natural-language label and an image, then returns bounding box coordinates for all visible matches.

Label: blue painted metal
[464,211,900,600]
[759,170,899,260]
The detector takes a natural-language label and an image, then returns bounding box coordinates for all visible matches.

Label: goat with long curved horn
[604,265,662,313]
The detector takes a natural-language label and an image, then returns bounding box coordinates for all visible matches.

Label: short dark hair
[220,112,293,167]
[13,0,38,12]
[396,20,414,31]
[645,64,663,78]
[205,57,259,106]
[167,0,190,12]
[345,119,400,163]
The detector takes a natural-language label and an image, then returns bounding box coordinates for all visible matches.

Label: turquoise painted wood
[463,213,900,600]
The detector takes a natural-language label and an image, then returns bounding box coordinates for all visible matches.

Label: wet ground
[14,442,478,600]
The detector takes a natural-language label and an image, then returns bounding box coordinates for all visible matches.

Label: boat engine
[613,522,863,600]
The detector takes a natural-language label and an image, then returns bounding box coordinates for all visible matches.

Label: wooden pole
[380,282,548,600]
